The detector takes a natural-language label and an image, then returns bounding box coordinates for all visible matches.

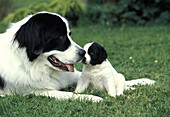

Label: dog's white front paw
[75,88,84,94]
[87,95,103,102]
[76,94,103,102]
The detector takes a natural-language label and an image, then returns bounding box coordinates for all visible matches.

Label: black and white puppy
[0,12,102,102]
[75,42,155,97]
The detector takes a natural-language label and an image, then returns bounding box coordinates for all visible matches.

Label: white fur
[0,12,102,102]
[75,42,155,97]
[75,60,126,96]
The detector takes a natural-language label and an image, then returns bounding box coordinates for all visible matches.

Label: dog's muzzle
[48,56,74,72]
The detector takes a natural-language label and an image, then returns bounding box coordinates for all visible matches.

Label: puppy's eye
[59,35,64,39]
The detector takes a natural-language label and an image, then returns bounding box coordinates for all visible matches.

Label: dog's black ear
[98,44,107,62]
[90,42,107,65]
[99,46,107,62]
[14,17,45,61]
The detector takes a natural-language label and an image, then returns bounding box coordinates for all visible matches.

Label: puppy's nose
[82,57,86,64]
[79,49,86,57]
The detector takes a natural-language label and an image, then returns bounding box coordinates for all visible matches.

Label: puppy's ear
[98,44,107,62]
[14,18,45,61]
[92,42,107,64]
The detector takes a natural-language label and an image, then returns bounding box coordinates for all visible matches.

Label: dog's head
[14,12,85,72]
[82,42,107,65]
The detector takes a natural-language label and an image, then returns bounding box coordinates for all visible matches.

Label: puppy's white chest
[82,69,106,91]
[90,74,105,91]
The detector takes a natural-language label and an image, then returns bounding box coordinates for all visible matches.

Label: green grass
[0,24,169,116]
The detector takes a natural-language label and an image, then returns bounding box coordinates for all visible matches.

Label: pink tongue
[65,64,74,72]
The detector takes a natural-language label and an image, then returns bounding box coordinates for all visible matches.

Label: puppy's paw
[116,92,123,96]
[108,91,116,97]
[75,89,80,94]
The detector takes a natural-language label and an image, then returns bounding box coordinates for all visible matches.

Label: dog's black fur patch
[0,75,6,89]
[88,42,107,65]
[14,13,71,61]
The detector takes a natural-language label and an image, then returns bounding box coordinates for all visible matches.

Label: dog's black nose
[79,49,86,57]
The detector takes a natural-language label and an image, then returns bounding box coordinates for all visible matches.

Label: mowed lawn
[0,24,169,116]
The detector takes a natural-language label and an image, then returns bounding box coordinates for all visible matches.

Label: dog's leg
[75,75,90,93]
[34,90,102,102]
[104,78,116,97]
[116,73,125,96]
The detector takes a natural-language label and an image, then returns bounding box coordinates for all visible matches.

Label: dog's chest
[82,67,106,91]
[89,74,105,91]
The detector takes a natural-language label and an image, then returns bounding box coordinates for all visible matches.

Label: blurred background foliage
[0,0,13,19]
[87,0,170,26]
[0,0,170,26]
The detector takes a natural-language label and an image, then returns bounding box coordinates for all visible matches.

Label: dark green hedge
[86,0,170,25]
[0,0,13,20]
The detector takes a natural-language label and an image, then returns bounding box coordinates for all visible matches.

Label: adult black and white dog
[75,42,155,97]
[0,12,103,102]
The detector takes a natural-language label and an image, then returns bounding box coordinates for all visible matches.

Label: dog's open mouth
[48,55,74,72]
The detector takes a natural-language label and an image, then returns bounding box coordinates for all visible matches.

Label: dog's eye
[59,35,64,39]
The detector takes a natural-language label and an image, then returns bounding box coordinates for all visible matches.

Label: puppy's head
[82,42,107,65]
[14,12,85,72]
